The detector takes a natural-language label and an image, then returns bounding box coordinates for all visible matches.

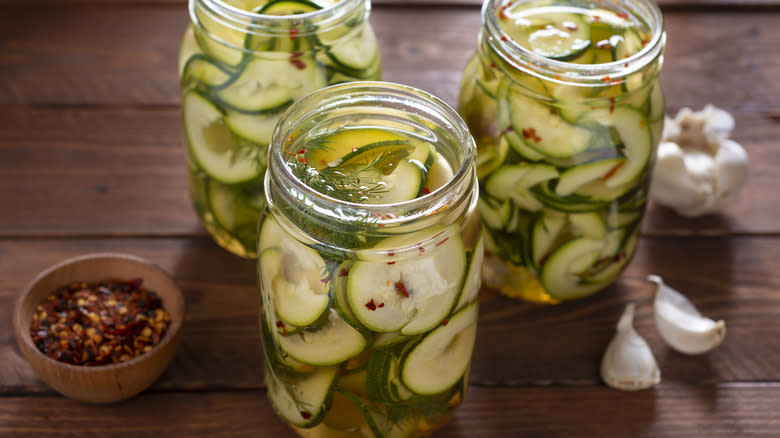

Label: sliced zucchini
[183,91,263,184]
[215,56,326,113]
[326,25,379,72]
[259,246,330,327]
[478,196,513,231]
[531,180,607,213]
[208,179,259,237]
[540,237,605,300]
[424,151,455,193]
[508,88,596,158]
[193,8,246,66]
[372,331,409,349]
[530,210,567,267]
[266,366,338,428]
[454,233,484,311]
[181,54,233,88]
[223,108,280,145]
[484,163,559,212]
[578,107,651,188]
[569,212,607,240]
[501,10,591,61]
[475,136,509,180]
[347,225,466,335]
[278,309,367,366]
[400,302,478,395]
[555,157,627,196]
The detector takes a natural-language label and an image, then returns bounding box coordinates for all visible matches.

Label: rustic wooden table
[1,0,779,436]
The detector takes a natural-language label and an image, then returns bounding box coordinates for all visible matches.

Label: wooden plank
[2,237,779,394]
[1,6,780,114]
[0,105,776,237]
[0,384,778,437]
[3,0,780,8]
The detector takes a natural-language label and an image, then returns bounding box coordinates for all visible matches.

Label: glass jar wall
[179,0,381,258]
[258,82,481,438]
[458,0,665,303]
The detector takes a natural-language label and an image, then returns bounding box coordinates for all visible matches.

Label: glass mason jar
[257,82,482,438]
[179,0,381,258]
[458,0,665,303]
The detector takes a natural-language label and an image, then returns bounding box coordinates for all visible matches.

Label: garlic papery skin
[601,304,661,391]
[649,275,726,355]
[650,105,748,217]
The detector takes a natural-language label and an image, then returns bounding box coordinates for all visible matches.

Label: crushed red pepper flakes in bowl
[30,278,171,366]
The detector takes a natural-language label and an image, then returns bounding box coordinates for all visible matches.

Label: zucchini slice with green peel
[531,181,607,213]
[266,366,338,428]
[259,245,330,327]
[477,196,512,231]
[278,309,367,366]
[555,157,626,196]
[207,179,260,236]
[501,11,591,61]
[484,163,558,212]
[400,302,478,395]
[181,54,233,88]
[347,225,466,335]
[508,88,596,158]
[224,108,279,145]
[531,210,567,267]
[326,25,379,72]
[215,56,326,113]
[577,107,651,188]
[540,237,606,300]
[569,212,607,240]
[193,9,246,67]
[454,233,484,311]
[183,91,263,184]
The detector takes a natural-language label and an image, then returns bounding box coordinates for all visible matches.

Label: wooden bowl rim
[13,252,185,374]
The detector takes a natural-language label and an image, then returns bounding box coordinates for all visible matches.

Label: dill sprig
[286,152,390,203]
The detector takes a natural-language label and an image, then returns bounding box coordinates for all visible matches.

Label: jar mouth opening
[484,0,665,85]
[194,0,367,35]
[267,81,476,228]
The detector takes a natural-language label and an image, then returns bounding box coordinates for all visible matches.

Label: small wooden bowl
[13,253,185,404]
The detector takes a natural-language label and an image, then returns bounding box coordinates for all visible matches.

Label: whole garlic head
[650,105,748,217]
[601,304,661,391]
[649,275,726,355]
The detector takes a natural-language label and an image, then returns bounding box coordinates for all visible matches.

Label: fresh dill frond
[286,151,390,203]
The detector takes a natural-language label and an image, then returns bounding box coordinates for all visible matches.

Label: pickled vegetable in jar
[458,0,665,303]
[258,82,481,438]
[179,0,381,258]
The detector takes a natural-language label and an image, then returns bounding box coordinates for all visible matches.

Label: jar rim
[266,81,477,230]
[192,0,369,36]
[483,0,665,85]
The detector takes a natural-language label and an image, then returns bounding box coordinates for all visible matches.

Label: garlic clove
[649,275,726,355]
[713,138,749,206]
[601,303,661,391]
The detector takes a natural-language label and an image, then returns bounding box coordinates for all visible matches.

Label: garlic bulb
[650,105,748,217]
[601,304,661,391]
[649,275,726,355]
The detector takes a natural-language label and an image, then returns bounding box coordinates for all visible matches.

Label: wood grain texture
[1,384,778,437]
[1,105,776,236]
[2,237,778,394]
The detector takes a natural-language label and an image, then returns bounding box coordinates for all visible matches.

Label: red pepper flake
[352,146,358,152]
[338,268,349,277]
[441,318,450,327]
[300,411,312,420]
[602,161,624,181]
[641,37,650,47]
[387,251,395,257]
[593,15,601,21]
[500,35,508,42]
[418,246,426,253]
[296,149,306,155]
[625,62,630,68]
[601,75,611,82]
[434,237,450,248]
[365,299,377,311]
[490,63,497,69]
[498,1,513,20]
[387,261,396,265]
[609,97,616,114]
[521,128,542,143]
[422,187,431,195]
[616,12,629,19]
[289,28,299,41]
[553,74,562,81]
[290,58,306,70]
[597,40,611,50]
[297,156,309,164]
[275,320,288,337]
[29,278,170,366]
[378,302,385,308]
[394,282,410,298]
